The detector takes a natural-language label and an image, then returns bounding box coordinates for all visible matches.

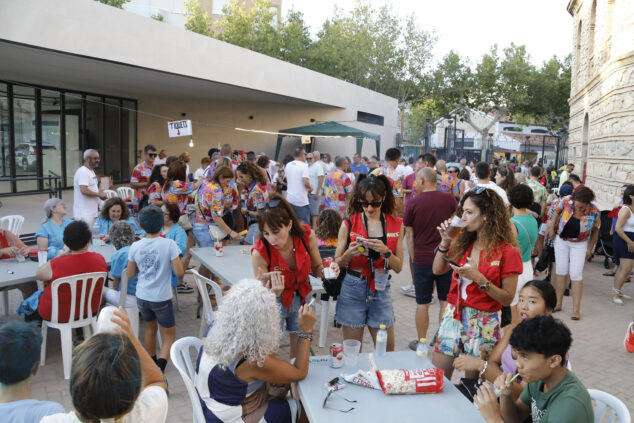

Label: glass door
[41,90,62,190]
[12,85,37,192]
[0,83,9,193]
[64,93,82,187]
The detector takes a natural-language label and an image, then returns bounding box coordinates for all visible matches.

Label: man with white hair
[73,149,107,227]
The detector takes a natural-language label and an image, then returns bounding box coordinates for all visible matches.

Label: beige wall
[567,0,634,210]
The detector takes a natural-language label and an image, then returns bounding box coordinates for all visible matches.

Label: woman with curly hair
[96,197,144,242]
[431,186,522,379]
[495,164,516,194]
[237,161,271,244]
[334,174,405,352]
[146,163,168,207]
[315,209,342,250]
[195,279,315,423]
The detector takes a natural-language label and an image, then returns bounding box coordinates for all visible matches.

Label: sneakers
[401,284,415,296]
[625,322,634,353]
[177,282,194,293]
[613,289,632,305]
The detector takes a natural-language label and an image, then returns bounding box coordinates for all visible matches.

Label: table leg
[318,296,332,348]
[0,290,7,316]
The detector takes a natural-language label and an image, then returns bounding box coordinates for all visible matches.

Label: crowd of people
[0,142,633,423]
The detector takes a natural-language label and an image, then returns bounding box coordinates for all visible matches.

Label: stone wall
[567,0,634,210]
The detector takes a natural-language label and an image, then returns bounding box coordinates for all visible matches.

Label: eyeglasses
[469,186,491,196]
[448,170,459,174]
[256,198,282,210]
[307,157,313,161]
[359,200,383,208]
[148,153,158,158]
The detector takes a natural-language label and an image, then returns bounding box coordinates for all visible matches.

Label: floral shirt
[195,181,224,224]
[130,161,153,205]
[554,197,601,242]
[147,182,162,203]
[438,174,455,193]
[321,170,352,216]
[371,165,403,198]
[223,179,240,212]
[245,182,270,212]
[523,179,547,205]
[161,180,194,215]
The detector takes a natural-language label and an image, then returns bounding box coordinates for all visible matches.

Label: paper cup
[38,250,48,266]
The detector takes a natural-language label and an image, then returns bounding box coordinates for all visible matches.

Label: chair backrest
[588,389,631,423]
[170,337,206,423]
[104,190,118,199]
[189,269,223,333]
[118,270,129,307]
[117,187,134,200]
[49,272,108,324]
[0,215,25,236]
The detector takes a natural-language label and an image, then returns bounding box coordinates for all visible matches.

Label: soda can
[330,343,343,368]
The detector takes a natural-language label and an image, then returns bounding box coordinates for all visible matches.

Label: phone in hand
[355,237,368,243]
[442,255,460,267]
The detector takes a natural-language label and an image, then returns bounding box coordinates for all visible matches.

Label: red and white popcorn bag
[376,368,445,394]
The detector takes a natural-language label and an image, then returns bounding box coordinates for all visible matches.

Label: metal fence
[0,173,63,198]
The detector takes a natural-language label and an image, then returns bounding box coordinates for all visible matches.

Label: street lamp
[525,135,530,160]
[423,118,432,151]
[487,133,494,162]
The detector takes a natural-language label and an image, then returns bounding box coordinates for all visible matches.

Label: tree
[96,0,128,8]
[523,55,571,130]
[184,0,212,36]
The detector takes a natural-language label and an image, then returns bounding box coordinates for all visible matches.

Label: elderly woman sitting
[195,279,315,423]
[36,198,73,260]
[102,221,138,308]
[96,197,144,242]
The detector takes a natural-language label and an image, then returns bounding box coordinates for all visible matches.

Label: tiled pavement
[2,249,630,421]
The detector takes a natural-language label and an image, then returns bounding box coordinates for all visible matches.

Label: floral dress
[321,170,353,216]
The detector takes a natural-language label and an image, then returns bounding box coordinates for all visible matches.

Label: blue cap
[559,184,573,197]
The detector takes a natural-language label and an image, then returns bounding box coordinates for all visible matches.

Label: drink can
[214,241,224,257]
[330,343,343,368]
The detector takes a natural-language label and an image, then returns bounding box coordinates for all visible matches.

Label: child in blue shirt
[102,221,138,308]
[128,206,184,372]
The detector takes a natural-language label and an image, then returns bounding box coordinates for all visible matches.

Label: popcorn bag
[376,368,445,395]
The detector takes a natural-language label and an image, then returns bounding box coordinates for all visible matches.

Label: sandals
[571,313,581,320]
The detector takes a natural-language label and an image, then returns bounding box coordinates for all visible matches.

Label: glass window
[0,83,9,193]
[41,89,62,189]
[85,95,103,167]
[121,100,136,181]
[104,98,121,181]
[13,85,37,192]
[64,93,82,187]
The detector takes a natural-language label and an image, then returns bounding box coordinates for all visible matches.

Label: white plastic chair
[170,337,206,423]
[0,214,25,236]
[188,269,223,338]
[40,271,108,379]
[588,389,631,423]
[117,186,134,201]
[103,189,118,199]
[103,271,139,337]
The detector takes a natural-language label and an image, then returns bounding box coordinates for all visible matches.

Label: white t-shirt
[0,399,64,422]
[128,237,181,302]
[476,181,510,205]
[193,166,205,181]
[41,386,168,423]
[73,165,99,220]
[308,162,325,193]
[153,157,166,166]
[322,161,335,174]
[401,165,415,178]
[285,160,310,206]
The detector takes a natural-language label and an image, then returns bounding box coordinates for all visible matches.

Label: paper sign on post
[168,120,192,138]
[301,136,311,144]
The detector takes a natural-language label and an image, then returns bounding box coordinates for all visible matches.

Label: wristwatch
[382,249,392,259]
[479,278,491,291]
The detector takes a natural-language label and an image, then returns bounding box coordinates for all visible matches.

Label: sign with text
[168,120,192,138]
[301,136,311,144]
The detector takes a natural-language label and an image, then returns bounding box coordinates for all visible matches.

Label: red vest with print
[0,231,10,259]
[252,224,312,309]
[346,213,402,291]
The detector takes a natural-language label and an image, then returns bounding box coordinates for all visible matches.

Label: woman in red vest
[334,174,405,352]
[251,193,338,359]
[432,186,522,380]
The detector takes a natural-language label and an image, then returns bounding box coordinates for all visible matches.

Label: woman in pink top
[453,280,556,401]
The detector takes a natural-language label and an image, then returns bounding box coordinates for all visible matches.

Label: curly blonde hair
[450,188,517,262]
[315,209,342,240]
[204,279,280,368]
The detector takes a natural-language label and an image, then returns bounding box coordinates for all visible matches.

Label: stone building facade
[567,0,634,210]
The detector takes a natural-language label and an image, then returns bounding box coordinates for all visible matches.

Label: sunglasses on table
[256,198,282,210]
[359,200,383,208]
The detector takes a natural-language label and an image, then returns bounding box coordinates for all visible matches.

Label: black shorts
[413,264,452,305]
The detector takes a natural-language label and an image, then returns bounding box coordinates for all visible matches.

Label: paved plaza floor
[1,192,632,419]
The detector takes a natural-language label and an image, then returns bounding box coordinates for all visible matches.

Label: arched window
[588,0,596,78]
[604,0,615,62]
[576,20,582,89]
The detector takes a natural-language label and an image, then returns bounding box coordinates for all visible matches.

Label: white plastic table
[297,351,486,423]
[190,245,333,347]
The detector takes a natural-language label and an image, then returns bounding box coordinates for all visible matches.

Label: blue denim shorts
[413,264,452,305]
[335,271,394,329]
[278,294,301,333]
[192,222,213,247]
[291,204,310,225]
[137,298,176,328]
[245,222,260,245]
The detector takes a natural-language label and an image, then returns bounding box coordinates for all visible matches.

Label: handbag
[457,378,480,402]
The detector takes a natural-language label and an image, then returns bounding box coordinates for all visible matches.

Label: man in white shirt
[474,161,509,205]
[153,149,168,166]
[73,149,106,227]
[285,147,312,224]
[306,152,325,227]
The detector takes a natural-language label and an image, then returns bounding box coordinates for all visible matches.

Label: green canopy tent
[274,121,381,160]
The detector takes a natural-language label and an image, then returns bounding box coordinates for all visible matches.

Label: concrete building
[567,0,634,209]
[0,0,396,195]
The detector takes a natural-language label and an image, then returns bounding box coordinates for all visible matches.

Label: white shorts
[511,261,534,306]
[554,235,588,281]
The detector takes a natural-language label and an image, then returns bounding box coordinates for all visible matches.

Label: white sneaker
[613,295,624,305]
[401,284,414,293]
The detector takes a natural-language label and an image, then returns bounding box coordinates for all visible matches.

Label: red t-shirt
[446,242,522,318]
[403,191,457,265]
[37,252,107,322]
[403,173,417,203]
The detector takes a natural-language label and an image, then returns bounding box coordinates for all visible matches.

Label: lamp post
[487,133,494,162]
[525,135,530,161]
[423,118,432,152]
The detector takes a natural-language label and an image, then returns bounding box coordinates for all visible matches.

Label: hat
[446,162,462,172]
[559,184,573,197]
[44,198,63,219]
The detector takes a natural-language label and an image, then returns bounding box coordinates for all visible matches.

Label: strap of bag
[511,217,532,248]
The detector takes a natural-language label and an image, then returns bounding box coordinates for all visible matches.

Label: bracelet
[478,360,488,384]
[298,332,313,341]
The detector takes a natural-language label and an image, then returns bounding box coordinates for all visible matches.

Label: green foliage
[403,100,438,143]
[151,13,164,22]
[184,0,212,36]
[96,0,129,8]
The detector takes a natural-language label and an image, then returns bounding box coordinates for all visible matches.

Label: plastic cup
[374,268,389,291]
[343,339,361,367]
[96,306,120,333]
[214,241,224,257]
[15,251,26,263]
[37,250,48,266]
[444,215,467,239]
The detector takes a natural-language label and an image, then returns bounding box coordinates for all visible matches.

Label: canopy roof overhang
[274,121,381,160]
